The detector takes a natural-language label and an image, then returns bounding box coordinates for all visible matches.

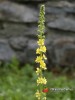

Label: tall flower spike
[35,5,47,100]
[38,5,45,39]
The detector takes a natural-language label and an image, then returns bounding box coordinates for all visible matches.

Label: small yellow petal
[36,48,41,54]
[35,56,42,63]
[36,68,41,75]
[37,39,44,46]
[40,46,46,53]
[43,97,47,100]
[40,60,47,70]
[35,90,41,99]
[43,54,47,60]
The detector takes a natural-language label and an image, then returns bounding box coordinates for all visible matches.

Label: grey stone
[46,1,74,8]
[46,1,75,14]
[0,0,75,69]
[0,39,16,62]
[45,1,75,23]
[47,35,75,67]
[0,1,38,22]
[26,39,37,63]
[0,23,26,38]
[46,6,75,15]
[0,22,37,38]
[16,51,27,64]
[10,0,46,2]
[47,18,75,32]
[9,37,28,50]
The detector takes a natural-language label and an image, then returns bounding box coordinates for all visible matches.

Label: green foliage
[0,60,74,100]
[46,73,75,100]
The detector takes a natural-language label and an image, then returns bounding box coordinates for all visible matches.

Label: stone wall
[0,0,75,69]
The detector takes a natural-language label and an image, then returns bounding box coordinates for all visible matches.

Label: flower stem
[35,4,47,100]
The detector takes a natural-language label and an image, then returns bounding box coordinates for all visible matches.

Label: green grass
[0,61,75,100]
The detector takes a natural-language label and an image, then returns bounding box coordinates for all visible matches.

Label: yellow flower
[37,77,47,85]
[40,46,46,53]
[35,90,41,100]
[43,97,47,100]
[43,54,47,60]
[37,39,44,46]
[35,56,42,63]
[36,68,41,75]
[40,60,47,70]
[36,48,41,54]
[36,46,46,54]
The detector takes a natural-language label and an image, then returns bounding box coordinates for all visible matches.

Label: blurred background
[0,0,75,100]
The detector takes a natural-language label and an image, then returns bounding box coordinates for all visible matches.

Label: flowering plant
[35,5,48,100]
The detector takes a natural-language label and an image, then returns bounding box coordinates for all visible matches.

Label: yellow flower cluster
[35,39,47,71]
[35,90,41,100]
[36,45,46,54]
[43,97,46,100]
[37,39,44,46]
[35,90,47,100]
[37,77,47,85]
[35,54,47,63]
[40,60,46,70]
